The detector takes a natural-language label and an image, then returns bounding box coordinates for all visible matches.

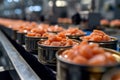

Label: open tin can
[17,32,26,45]
[56,48,120,80]
[88,37,118,50]
[37,40,72,67]
[80,37,118,50]
[25,35,47,54]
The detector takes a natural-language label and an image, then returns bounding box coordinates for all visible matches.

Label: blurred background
[0,0,119,20]
[0,0,120,31]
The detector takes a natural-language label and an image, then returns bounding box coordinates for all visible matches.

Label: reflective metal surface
[25,35,47,54]
[0,30,40,80]
[56,48,120,80]
[37,40,74,69]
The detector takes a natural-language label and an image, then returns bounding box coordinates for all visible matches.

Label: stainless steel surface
[38,40,72,66]
[25,36,41,54]
[56,48,120,80]
[0,30,40,80]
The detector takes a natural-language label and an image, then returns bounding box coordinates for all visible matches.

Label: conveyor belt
[0,30,40,80]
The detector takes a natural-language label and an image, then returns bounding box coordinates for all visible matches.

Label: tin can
[17,32,26,45]
[56,48,120,80]
[80,37,118,50]
[37,40,72,67]
[89,37,118,50]
[25,35,47,54]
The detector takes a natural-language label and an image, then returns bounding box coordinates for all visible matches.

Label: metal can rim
[56,48,120,68]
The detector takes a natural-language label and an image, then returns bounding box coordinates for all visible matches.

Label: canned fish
[25,35,47,54]
[56,41,120,80]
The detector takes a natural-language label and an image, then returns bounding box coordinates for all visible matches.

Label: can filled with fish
[25,35,47,54]
[56,41,120,80]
